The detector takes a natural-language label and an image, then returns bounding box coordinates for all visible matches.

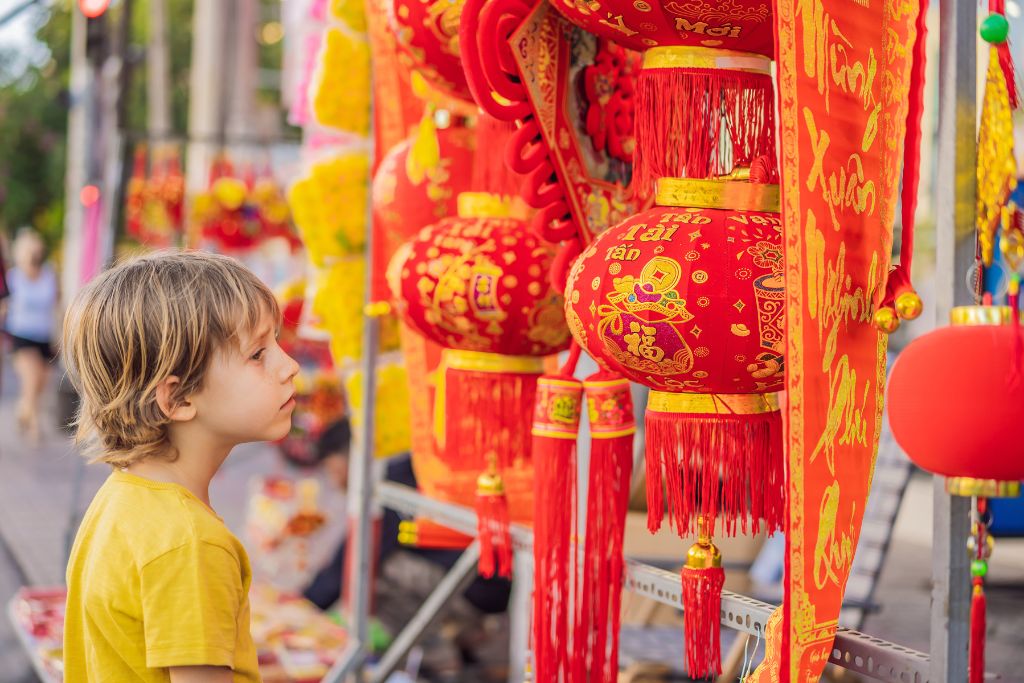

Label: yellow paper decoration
[345,362,412,459]
[978,45,1018,267]
[329,0,367,33]
[310,257,366,363]
[288,153,370,266]
[311,27,371,134]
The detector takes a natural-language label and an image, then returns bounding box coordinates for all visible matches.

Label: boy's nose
[283,352,300,383]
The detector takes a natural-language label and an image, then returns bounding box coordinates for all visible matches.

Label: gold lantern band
[945,477,1021,499]
[655,177,780,213]
[443,349,545,375]
[648,391,781,416]
[456,192,530,220]
[643,46,773,75]
[950,305,1024,326]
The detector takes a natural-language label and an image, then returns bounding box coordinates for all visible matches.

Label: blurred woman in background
[3,228,58,443]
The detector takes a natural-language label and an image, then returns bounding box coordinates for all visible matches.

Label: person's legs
[13,346,46,442]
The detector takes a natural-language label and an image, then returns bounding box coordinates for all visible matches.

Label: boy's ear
[155,376,197,422]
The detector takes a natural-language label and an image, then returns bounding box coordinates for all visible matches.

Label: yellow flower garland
[288,153,370,266]
[345,362,412,459]
[311,27,371,134]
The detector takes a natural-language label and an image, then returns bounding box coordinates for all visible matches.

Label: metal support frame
[932,0,977,681]
[376,483,933,683]
[369,542,482,683]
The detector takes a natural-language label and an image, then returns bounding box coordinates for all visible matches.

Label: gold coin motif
[503,275,518,288]
[633,0,652,10]
[528,282,541,296]
[685,251,700,262]
[697,296,711,307]
[692,270,709,284]
[608,262,622,275]
[591,276,602,290]
[571,290,580,304]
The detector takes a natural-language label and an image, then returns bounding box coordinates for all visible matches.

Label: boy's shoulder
[84,471,241,567]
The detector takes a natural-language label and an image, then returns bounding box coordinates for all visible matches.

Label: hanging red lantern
[372,122,475,250]
[387,0,475,106]
[565,176,784,678]
[389,191,572,575]
[888,305,1024,483]
[566,176,785,537]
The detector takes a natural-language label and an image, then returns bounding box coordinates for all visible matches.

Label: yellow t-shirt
[64,471,261,682]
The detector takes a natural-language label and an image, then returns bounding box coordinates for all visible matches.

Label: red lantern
[888,306,1024,483]
[389,191,572,575]
[565,176,783,677]
[549,0,774,56]
[387,0,475,106]
[566,177,785,536]
[372,123,475,248]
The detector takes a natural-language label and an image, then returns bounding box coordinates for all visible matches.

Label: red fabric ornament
[887,306,1024,482]
[550,0,774,56]
[390,192,572,575]
[574,373,635,683]
[372,122,476,297]
[564,177,785,538]
[387,0,475,105]
[531,366,584,681]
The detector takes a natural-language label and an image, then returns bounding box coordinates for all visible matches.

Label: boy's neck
[125,434,231,508]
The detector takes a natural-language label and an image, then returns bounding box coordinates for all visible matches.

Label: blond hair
[62,251,280,467]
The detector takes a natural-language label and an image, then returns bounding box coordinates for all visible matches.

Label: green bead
[980,13,1010,44]
[971,558,989,578]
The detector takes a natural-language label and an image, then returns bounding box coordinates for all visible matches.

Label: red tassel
[574,374,636,683]
[681,563,725,679]
[635,68,776,196]
[531,371,583,683]
[442,353,541,471]
[970,576,987,683]
[477,466,513,578]
[473,113,521,197]
[645,395,785,537]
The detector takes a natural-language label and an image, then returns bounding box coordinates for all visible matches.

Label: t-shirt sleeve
[140,539,244,669]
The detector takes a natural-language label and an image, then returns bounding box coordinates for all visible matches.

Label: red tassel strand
[646,408,784,538]
[574,374,636,683]
[444,365,538,471]
[531,370,584,683]
[970,576,987,683]
[635,68,776,195]
[681,563,725,679]
[476,470,513,578]
[473,113,521,197]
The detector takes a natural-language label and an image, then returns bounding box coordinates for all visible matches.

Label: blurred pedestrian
[3,228,58,443]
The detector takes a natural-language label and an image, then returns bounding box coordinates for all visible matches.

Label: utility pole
[61,7,91,301]
[147,0,173,141]
[185,0,229,241]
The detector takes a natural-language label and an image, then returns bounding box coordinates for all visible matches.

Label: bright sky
[0,0,49,80]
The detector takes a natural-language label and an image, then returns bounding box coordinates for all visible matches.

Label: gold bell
[873,306,901,334]
[685,517,722,570]
[895,291,923,320]
[477,454,506,497]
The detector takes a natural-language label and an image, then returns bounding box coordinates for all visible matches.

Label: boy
[62,251,299,682]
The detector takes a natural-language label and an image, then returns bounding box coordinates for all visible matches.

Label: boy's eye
[250,348,265,362]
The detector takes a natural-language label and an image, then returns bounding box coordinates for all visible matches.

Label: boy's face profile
[187,309,301,447]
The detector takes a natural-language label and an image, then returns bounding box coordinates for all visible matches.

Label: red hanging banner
[751,1,921,680]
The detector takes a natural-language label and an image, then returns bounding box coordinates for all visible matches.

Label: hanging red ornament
[566,177,785,537]
[387,0,475,106]
[390,191,572,575]
[373,122,475,244]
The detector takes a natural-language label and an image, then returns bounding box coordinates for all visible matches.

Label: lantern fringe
[970,576,987,683]
[476,490,513,578]
[681,564,725,679]
[442,366,537,470]
[532,420,577,682]
[645,410,785,537]
[473,113,521,198]
[574,428,634,683]
[635,68,776,195]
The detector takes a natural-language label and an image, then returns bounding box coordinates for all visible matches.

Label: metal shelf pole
[932,0,977,681]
